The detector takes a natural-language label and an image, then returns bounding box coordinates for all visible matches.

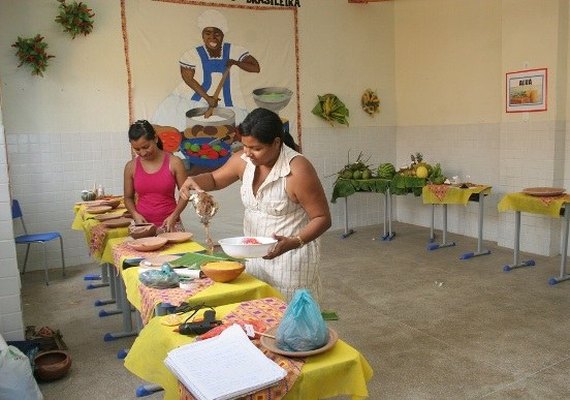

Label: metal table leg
[381,191,388,239]
[341,197,355,238]
[103,273,137,341]
[460,194,491,260]
[381,189,395,241]
[549,205,570,285]
[94,263,117,306]
[135,384,164,397]
[503,211,535,271]
[85,263,110,289]
[429,204,435,242]
[98,269,122,317]
[427,204,456,250]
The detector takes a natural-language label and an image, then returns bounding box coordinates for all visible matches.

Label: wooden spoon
[204,67,231,119]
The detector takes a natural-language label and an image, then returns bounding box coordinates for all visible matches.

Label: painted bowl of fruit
[180,137,232,168]
[218,236,278,258]
[252,87,293,113]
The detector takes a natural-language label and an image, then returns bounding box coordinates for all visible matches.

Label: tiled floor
[21,222,570,399]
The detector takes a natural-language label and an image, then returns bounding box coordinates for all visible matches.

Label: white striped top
[240,145,321,302]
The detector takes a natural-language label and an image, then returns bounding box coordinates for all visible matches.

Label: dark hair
[128,120,163,150]
[238,108,298,151]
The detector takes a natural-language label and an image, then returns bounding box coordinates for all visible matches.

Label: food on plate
[242,237,261,245]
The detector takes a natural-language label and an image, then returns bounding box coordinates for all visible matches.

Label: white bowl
[218,236,277,258]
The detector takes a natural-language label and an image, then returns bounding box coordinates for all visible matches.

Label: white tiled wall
[0,105,24,341]
[5,129,247,270]
[396,123,502,244]
[302,125,397,232]
[4,117,568,282]
[7,131,132,269]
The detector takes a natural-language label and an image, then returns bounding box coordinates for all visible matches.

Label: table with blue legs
[422,184,492,259]
[125,297,373,400]
[498,191,570,285]
[106,238,284,397]
[72,200,129,308]
[98,237,208,342]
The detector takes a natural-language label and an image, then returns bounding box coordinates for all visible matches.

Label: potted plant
[11,35,55,77]
[55,0,95,39]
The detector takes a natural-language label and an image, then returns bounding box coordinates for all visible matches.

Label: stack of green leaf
[312,94,349,126]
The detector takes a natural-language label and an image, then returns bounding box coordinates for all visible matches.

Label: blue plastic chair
[11,199,65,285]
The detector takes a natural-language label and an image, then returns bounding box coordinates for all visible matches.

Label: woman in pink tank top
[123,120,188,232]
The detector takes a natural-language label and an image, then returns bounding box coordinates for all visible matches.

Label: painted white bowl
[218,236,277,258]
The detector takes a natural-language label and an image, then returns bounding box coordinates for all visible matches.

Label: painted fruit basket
[180,137,231,168]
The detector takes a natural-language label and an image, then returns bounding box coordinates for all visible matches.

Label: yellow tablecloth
[498,192,570,218]
[72,203,130,262]
[123,268,283,323]
[422,184,492,205]
[124,298,373,400]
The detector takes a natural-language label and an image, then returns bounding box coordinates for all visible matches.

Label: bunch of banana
[311,93,350,126]
[361,89,380,116]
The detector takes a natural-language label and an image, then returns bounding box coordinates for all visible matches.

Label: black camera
[178,310,222,335]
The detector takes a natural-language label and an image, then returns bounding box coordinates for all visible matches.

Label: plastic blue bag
[276,289,329,352]
[139,263,180,289]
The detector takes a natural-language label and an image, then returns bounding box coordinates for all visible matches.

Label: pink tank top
[133,153,177,227]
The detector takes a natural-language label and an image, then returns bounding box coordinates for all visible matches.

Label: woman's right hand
[133,213,147,224]
[180,177,204,200]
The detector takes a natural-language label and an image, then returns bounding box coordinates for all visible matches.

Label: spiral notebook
[164,324,287,400]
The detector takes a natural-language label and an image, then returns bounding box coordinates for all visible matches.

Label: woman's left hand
[262,234,299,260]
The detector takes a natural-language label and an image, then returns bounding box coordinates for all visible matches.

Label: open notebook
[164,324,287,400]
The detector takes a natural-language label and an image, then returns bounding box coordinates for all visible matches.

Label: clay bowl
[100,198,121,209]
[129,223,157,239]
[34,350,72,382]
[158,231,193,243]
[201,261,245,283]
[128,237,168,252]
[85,205,113,215]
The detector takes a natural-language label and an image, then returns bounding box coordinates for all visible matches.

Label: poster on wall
[122,0,300,175]
[505,68,547,113]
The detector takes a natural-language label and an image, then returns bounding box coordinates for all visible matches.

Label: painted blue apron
[191,43,233,107]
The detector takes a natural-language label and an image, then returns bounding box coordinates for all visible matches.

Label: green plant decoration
[55,0,95,39]
[11,35,55,77]
[311,94,350,127]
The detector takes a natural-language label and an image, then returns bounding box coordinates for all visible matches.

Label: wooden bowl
[34,350,72,381]
[201,261,245,283]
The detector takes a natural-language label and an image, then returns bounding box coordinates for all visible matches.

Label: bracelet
[294,236,305,248]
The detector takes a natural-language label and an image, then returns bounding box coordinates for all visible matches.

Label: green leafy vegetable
[312,94,349,126]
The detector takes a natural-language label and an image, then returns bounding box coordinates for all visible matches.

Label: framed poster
[506,68,547,113]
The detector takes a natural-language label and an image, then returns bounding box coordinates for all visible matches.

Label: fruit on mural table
[336,151,373,180]
[183,141,229,160]
[427,163,446,184]
[377,163,396,179]
[415,165,428,179]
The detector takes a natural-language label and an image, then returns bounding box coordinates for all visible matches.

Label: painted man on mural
[153,9,261,130]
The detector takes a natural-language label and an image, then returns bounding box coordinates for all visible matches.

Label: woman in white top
[180,108,331,301]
